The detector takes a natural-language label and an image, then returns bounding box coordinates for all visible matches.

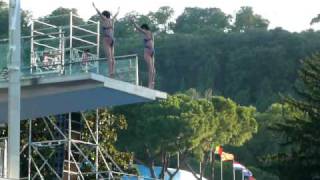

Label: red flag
[214,146,223,156]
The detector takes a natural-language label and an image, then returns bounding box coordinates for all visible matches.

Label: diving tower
[0,12,167,121]
[0,11,166,179]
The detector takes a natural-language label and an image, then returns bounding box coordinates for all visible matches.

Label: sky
[14,0,320,32]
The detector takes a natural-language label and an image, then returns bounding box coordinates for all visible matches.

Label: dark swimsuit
[144,38,155,57]
[102,26,114,47]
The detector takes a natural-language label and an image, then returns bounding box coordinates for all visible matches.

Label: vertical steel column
[28,119,32,180]
[69,12,73,75]
[95,109,99,179]
[67,113,72,180]
[8,0,21,178]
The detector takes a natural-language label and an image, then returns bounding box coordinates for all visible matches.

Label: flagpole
[220,159,223,180]
[242,169,244,180]
[200,161,202,177]
[233,160,235,180]
[211,149,215,180]
[177,152,179,168]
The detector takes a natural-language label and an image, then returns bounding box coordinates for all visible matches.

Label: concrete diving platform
[0,73,167,123]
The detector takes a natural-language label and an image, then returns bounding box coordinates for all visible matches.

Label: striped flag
[243,169,253,177]
[233,161,246,170]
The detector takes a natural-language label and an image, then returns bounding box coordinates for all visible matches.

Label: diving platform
[0,73,166,123]
[0,12,167,122]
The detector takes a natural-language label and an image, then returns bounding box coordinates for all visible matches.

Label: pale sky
[14,0,320,32]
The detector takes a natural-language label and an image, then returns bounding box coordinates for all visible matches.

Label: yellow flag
[221,152,234,161]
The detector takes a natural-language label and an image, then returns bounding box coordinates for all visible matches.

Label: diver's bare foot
[109,73,115,78]
[148,81,155,89]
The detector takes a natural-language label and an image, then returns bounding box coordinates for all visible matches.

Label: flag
[243,169,253,177]
[233,161,246,170]
[221,152,234,161]
[214,145,223,156]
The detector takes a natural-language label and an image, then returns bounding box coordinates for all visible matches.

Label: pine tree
[274,53,320,180]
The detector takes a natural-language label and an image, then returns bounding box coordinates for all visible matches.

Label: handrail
[72,25,98,35]
[72,36,97,46]
[33,42,59,50]
[9,55,138,73]
[72,13,98,24]
[33,19,58,29]
[33,30,58,39]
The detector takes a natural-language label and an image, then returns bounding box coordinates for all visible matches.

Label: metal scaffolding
[30,12,100,75]
[21,111,127,180]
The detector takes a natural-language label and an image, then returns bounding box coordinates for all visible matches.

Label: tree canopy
[270,53,320,180]
[174,7,232,34]
[114,92,257,179]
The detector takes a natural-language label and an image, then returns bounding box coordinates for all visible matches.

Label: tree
[114,91,257,180]
[233,6,269,32]
[148,6,174,33]
[82,109,134,172]
[0,0,31,38]
[41,7,84,27]
[114,94,216,179]
[310,14,320,25]
[173,7,232,34]
[225,103,302,180]
[272,53,320,179]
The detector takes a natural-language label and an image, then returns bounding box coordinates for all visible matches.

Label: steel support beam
[8,0,21,178]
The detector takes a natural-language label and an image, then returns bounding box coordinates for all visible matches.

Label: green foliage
[151,28,312,110]
[114,91,257,179]
[148,6,175,33]
[82,109,134,171]
[233,6,269,32]
[310,14,320,25]
[270,53,320,179]
[225,103,296,180]
[0,0,31,38]
[173,7,232,34]
[115,94,216,160]
[41,7,84,27]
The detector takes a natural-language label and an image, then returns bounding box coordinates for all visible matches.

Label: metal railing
[0,11,139,85]
[0,52,139,85]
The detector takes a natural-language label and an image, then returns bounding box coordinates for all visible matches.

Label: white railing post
[69,12,73,75]
[96,21,100,74]
[30,21,34,74]
[135,55,139,85]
